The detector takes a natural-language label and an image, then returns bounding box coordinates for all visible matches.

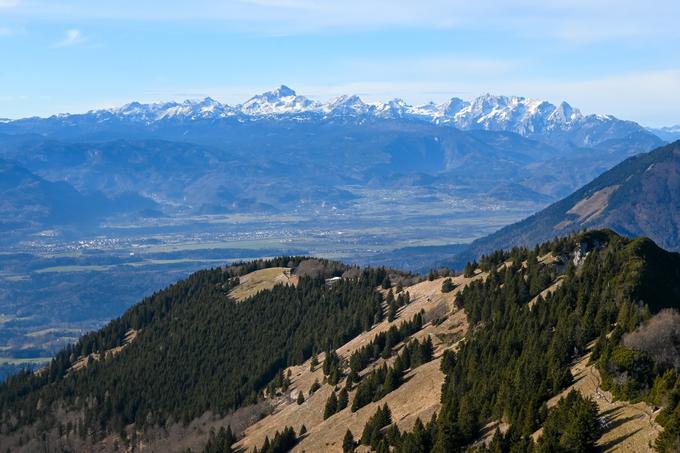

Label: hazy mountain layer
[464,140,680,258]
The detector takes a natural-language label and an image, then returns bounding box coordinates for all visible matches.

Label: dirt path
[546,352,661,452]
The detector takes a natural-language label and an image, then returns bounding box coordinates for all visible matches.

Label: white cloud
[0,0,20,8]
[0,26,12,36]
[52,28,84,47]
[1,1,677,125]
[2,0,678,43]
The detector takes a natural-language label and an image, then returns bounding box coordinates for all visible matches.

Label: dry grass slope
[65,329,138,374]
[235,272,484,452]
[533,345,661,452]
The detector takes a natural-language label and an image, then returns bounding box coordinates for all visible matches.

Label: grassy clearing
[229,267,298,302]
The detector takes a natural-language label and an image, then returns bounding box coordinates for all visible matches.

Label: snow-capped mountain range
[40,85,644,141]
[105,85,587,131]
[3,85,667,150]
[0,85,668,238]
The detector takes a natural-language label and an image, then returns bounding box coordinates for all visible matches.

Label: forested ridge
[356,230,680,452]
[0,257,391,440]
[4,230,680,452]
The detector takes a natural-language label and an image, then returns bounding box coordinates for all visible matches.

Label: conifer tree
[342,429,355,453]
[376,439,389,453]
[419,336,434,364]
[387,302,397,322]
[382,367,400,396]
[328,367,341,385]
[463,261,477,278]
[441,278,454,293]
[323,350,338,376]
[337,388,349,411]
[323,391,338,419]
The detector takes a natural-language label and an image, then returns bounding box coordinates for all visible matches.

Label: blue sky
[0,0,678,126]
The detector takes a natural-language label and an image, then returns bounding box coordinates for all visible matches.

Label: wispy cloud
[0,0,20,8]
[1,1,678,43]
[0,1,677,125]
[52,28,85,48]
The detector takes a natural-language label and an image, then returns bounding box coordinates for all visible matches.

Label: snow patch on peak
[326,95,369,115]
[374,98,410,118]
[548,101,582,124]
[408,101,444,119]
[273,85,296,98]
[241,85,320,116]
[23,86,647,149]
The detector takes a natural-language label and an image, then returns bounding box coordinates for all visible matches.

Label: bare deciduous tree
[624,309,680,369]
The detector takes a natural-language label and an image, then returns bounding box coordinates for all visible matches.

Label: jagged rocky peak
[326,94,369,115]
[441,97,469,116]
[9,85,657,149]
[549,101,583,124]
[469,93,512,113]
[259,85,297,100]
[240,85,320,115]
[373,98,410,118]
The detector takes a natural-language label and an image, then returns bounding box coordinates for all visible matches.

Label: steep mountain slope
[0,88,665,243]
[0,157,154,232]
[0,115,663,225]
[0,126,557,219]
[235,276,470,453]
[3,231,680,452]
[0,121,582,213]
[465,140,680,258]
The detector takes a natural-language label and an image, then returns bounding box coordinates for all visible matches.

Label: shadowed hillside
[461,141,680,261]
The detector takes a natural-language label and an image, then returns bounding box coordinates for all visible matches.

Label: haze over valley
[1,86,672,372]
[1,1,680,451]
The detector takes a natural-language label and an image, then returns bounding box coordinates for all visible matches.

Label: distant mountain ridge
[1,85,661,150]
[461,140,680,259]
[0,157,155,233]
[648,125,680,142]
[0,86,668,248]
